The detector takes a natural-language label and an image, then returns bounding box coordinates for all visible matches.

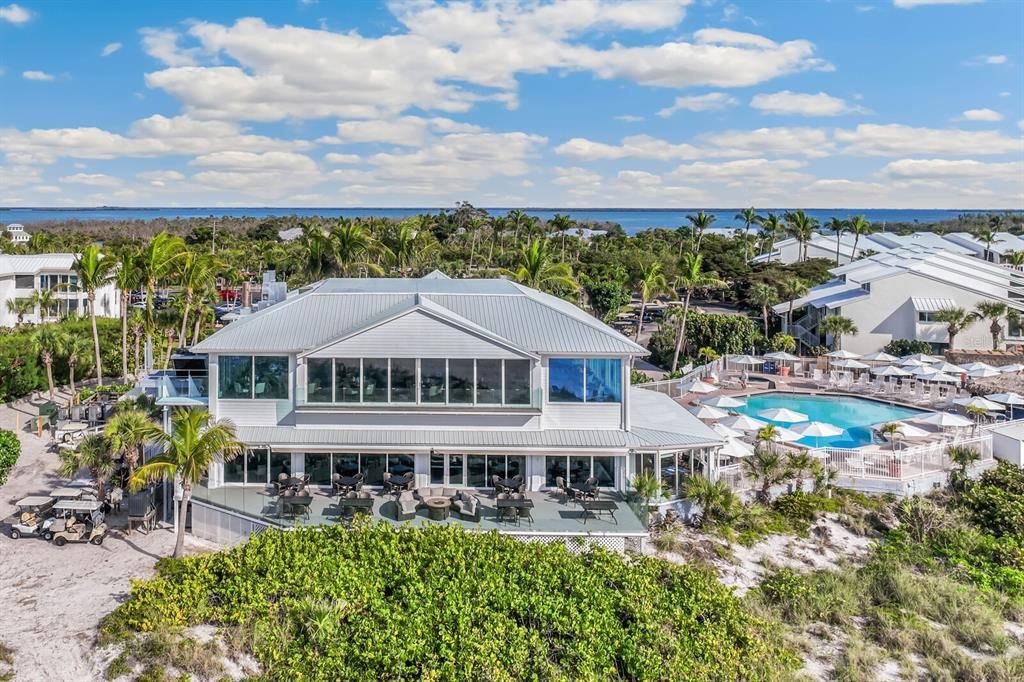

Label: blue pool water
[734,393,926,448]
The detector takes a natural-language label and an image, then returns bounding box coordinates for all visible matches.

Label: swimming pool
[734,392,926,448]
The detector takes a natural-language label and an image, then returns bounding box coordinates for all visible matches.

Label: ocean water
[0,207,1013,236]
[733,392,925,448]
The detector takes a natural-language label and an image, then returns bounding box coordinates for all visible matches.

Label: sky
[0,0,1022,209]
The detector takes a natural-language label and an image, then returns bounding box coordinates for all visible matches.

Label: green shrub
[0,431,20,486]
[772,492,837,524]
[104,523,798,681]
[882,338,933,356]
[959,462,1024,538]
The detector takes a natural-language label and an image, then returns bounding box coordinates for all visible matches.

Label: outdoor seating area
[190,480,645,534]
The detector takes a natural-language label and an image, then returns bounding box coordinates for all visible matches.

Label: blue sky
[0,0,1021,209]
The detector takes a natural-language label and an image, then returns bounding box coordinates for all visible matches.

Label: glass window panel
[360,454,385,485]
[448,454,464,486]
[486,456,506,483]
[549,358,584,402]
[430,453,445,484]
[504,360,531,405]
[475,359,502,404]
[585,358,622,403]
[362,358,388,403]
[335,359,361,403]
[253,356,289,399]
[223,455,245,483]
[661,453,679,498]
[218,355,252,399]
[14,274,33,288]
[467,455,487,487]
[546,456,567,488]
[388,453,415,478]
[306,358,333,403]
[390,358,416,403]
[246,449,268,484]
[420,358,446,403]
[448,359,474,404]
[304,454,331,486]
[333,454,358,477]
[506,456,526,481]
[593,456,615,487]
[569,456,591,485]
[270,452,292,480]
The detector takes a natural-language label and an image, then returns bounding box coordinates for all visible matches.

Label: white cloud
[140,28,200,67]
[1019,120,1024,131]
[836,124,1022,156]
[964,54,1009,66]
[894,0,982,8]
[101,42,123,57]
[881,158,1023,180]
[22,70,55,81]
[656,92,736,117]
[613,114,644,122]
[137,170,185,187]
[332,117,431,147]
[552,166,602,186]
[0,3,31,24]
[959,108,1003,122]
[667,158,810,186]
[322,153,360,164]
[59,173,122,187]
[0,164,43,187]
[189,150,318,173]
[555,134,700,161]
[750,90,863,116]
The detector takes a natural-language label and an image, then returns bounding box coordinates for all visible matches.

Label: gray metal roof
[0,254,77,274]
[629,387,724,446]
[193,276,647,355]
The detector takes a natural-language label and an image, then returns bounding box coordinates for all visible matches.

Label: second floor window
[548,358,622,403]
[218,355,289,400]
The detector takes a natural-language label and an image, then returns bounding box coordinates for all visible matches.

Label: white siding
[218,400,293,426]
[542,403,623,430]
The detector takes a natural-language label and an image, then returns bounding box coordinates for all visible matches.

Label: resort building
[775,247,1024,355]
[172,273,722,542]
[0,253,121,327]
[4,223,30,244]
[756,230,1019,266]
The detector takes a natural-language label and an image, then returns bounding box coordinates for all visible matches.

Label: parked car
[4,496,55,539]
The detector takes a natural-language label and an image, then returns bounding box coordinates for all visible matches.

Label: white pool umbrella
[791,421,844,447]
[967,367,1001,379]
[832,358,870,369]
[926,372,959,383]
[757,408,809,423]
[900,358,929,368]
[961,362,996,372]
[1000,363,1024,373]
[873,421,930,439]
[711,422,744,438]
[689,404,729,420]
[719,415,767,432]
[986,392,1024,405]
[763,351,801,362]
[861,351,900,363]
[679,379,717,394]
[871,365,911,377]
[931,361,964,373]
[702,395,746,408]
[720,438,754,458]
[770,427,804,442]
[902,353,941,364]
[914,412,973,428]
[731,355,765,366]
[826,349,861,359]
[953,396,1004,411]
[908,365,941,377]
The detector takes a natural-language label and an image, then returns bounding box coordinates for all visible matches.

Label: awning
[911,297,955,313]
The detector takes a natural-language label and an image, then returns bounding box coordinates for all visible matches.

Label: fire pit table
[423,496,451,521]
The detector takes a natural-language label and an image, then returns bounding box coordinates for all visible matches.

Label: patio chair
[453,491,480,521]
[555,476,568,502]
[491,475,504,497]
[517,504,533,527]
[396,491,419,520]
[496,493,517,524]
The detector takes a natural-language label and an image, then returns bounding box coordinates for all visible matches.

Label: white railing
[821,433,993,482]
[635,357,725,399]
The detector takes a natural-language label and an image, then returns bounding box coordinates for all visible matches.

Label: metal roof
[193,276,647,355]
[0,254,77,274]
[772,281,866,313]
[911,297,956,312]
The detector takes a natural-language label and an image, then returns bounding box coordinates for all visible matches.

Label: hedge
[0,430,20,485]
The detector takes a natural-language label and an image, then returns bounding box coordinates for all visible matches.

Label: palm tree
[818,315,858,351]
[58,434,115,503]
[742,447,792,503]
[747,283,778,336]
[548,214,575,262]
[31,325,66,399]
[786,451,815,492]
[383,221,435,275]
[778,278,809,332]
[512,239,579,294]
[331,219,385,274]
[683,477,741,527]
[671,252,727,372]
[878,422,902,451]
[933,307,976,351]
[758,213,783,259]
[686,211,716,253]
[156,307,181,370]
[976,229,1000,262]
[106,408,166,477]
[633,261,672,342]
[974,301,1008,350]
[298,221,331,279]
[6,297,34,326]
[826,217,847,265]
[114,251,141,379]
[138,232,186,363]
[32,287,58,320]
[129,309,145,374]
[506,209,531,247]
[130,408,243,558]
[61,334,91,395]
[947,445,980,489]
[734,207,762,261]
[73,245,116,386]
[755,424,779,454]
[784,210,819,261]
[176,250,223,346]
[847,215,873,260]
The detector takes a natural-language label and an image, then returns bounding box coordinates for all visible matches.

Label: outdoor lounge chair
[396,491,419,520]
[453,490,480,521]
[555,476,569,502]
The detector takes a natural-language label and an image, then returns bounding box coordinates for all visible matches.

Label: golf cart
[5,496,55,539]
[46,499,107,545]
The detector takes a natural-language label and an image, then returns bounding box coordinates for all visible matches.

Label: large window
[421,358,446,403]
[335,359,361,402]
[545,455,616,487]
[448,359,475,404]
[306,358,333,403]
[224,448,273,485]
[390,358,416,403]
[549,357,622,403]
[362,358,388,403]
[475,359,502,404]
[219,355,253,399]
[504,359,531,405]
[254,356,289,399]
[13,274,34,289]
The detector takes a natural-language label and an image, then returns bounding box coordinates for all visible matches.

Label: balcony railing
[142,372,209,402]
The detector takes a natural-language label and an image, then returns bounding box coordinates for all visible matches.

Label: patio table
[495,497,533,524]
[423,496,451,521]
[496,478,522,492]
[339,497,374,518]
[579,499,617,524]
[279,495,312,518]
[335,475,361,492]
